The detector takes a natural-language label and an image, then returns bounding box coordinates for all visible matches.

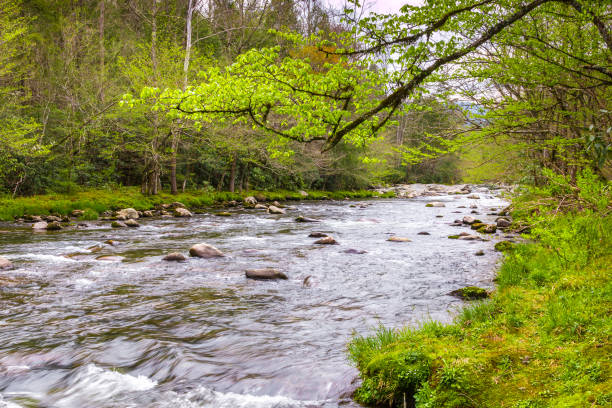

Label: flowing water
[0,188,508,408]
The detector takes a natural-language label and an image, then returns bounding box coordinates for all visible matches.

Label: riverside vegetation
[349,170,611,407]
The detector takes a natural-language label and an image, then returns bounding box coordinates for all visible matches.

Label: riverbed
[0,187,508,408]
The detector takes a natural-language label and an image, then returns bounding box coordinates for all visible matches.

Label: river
[0,186,508,408]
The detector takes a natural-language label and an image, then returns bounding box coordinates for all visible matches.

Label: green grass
[0,187,395,221]
[348,211,611,407]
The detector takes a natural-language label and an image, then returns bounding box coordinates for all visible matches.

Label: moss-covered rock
[495,241,515,252]
[450,286,489,300]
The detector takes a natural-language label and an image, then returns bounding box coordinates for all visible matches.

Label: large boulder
[267,205,285,214]
[32,221,48,230]
[173,207,193,217]
[0,257,13,270]
[163,252,186,262]
[189,243,224,258]
[245,268,288,280]
[116,208,139,220]
[244,196,257,205]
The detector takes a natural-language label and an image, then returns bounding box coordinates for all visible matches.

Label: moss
[451,286,489,300]
[448,235,460,239]
[495,241,516,252]
[426,203,434,207]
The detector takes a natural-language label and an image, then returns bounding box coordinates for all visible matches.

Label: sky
[327,0,423,14]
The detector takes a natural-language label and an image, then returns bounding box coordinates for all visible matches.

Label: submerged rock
[467,194,481,199]
[245,268,288,280]
[314,237,338,245]
[173,207,193,217]
[216,212,232,217]
[308,232,328,238]
[0,257,14,270]
[387,236,411,242]
[449,286,488,300]
[296,216,319,222]
[189,243,224,258]
[96,255,124,262]
[111,221,127,228]
[267,205,285,214]
[475,250,485,256]
[343,248,367,254]
[425,202,445,207]
[163,252,186,262]
[417,231,431,235]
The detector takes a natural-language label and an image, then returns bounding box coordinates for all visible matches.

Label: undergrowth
[0,187,394,221]
[349,169,611,407]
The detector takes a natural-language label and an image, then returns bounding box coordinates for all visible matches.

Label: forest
[0,0,610,407]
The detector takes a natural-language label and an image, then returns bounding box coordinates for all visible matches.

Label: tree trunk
[170,127,178,194]
[217,172,226,191]
[229,153,238,192]
[99,0,105,103]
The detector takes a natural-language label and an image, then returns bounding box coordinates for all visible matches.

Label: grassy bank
[349,176,611,407]
[0,187,394,221]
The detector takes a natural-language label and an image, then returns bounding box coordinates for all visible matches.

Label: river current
[0,188,507,407]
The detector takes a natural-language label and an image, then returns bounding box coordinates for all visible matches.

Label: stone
[449,286,488,300]
[496,218,512,228]
[111,221,126,228]
[462,216,477,224]
[46,215,62,222]
[475,250,485,256]
[170,202,186,209]
[227,200,238,207]
[467,194,480,199]
[343,249,367,254]
[245,268,288,280]
[255,194,266,202]
[96,255,124,262]
[267,205,285,214]
[32,221,48,230]
[272,201,282,207]
[471,210,479,214]
[387,236,411,242]
[142,210,154,217]
[254,204,267,210]
[173,207,193,217]
[417,231,430,235]
[189,243,224,258]
[314,237,338,245]
[426,202,445,207]
[244,196,257,205]
[471,222,485,230]
[71,209,84,217]
[125,219,140,228]
[116,208,139,219]
[0,257,14,270]
[308,232,328,238]
[163,252,186,262]
[104,240,120,246]
[296,216,320,222]
[458,234,480,241]
[216,212,232,217]
[479,224,497,234]
[299,190,309,197]
[470,204,478,209]
[46,221,62,231]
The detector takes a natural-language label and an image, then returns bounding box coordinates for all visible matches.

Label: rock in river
[0,257,14,270]
[387,236,412,242]
[449,286,488,300]
[425,202,445,207]
[125,219,140,228]
[343,249,367,254]
[244,196,257,205]
[189,243,224,258]
[417,231,431,235]
[308,232,328,238]
[296,216,320,223]
[116,208,139,220]
[32,221,48,230]
[111,221,127,228]
[254,204,267,210]
[314,237,338,245]
[163,252,186,262]
[173,207,193,217]
[46,221,62,231]
[245,268,288,280]
[496,217,512,228]
[267,205,285,214]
